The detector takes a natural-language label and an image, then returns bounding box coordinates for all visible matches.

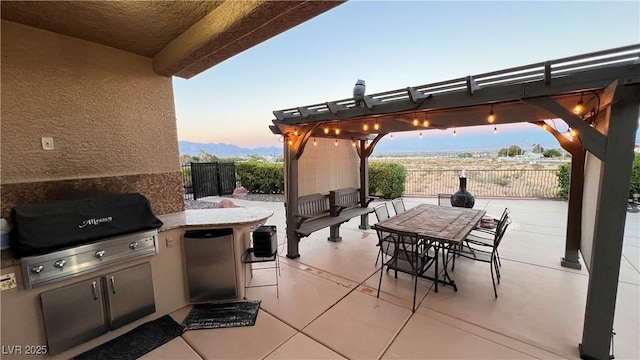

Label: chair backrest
[494,217,512,249]
[392,198,406,214]
[374,203,390,222]
[495,208,510,234]
[375,225,420,266]
[437,194,452,206]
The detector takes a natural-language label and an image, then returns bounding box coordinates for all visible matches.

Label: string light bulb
[493,126,498,135]
[574,94,584,114]
[423,117,430,127]
[323,127,329,134]
[413,113,419,126]
[390,133,394,140]
[542,123,549,131]
[313,138,317,146]
[363,122,369,131]
[335,139,339,146]
[288,138,293,146]
[419,131,423,139]
[488,104,496,123]
[352,139,357,147]
[453,128,457,137]
[335,128,340,135]
[571,128,578,137]
[294,127,299,136]
[374,120,380,131]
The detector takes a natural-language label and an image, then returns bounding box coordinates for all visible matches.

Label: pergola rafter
[270,44,640,360]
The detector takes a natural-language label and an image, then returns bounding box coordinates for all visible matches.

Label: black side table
[242,248,280,298]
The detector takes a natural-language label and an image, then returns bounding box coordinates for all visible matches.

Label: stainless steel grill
[21,229,159,289]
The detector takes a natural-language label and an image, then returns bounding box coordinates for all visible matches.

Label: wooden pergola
[270,44,640,360]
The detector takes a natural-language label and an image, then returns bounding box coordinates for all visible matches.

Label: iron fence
[405,169,559,198]
[181,162,237,200]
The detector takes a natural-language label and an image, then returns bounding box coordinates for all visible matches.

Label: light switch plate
[0,273,17,290]
[41,137,54,150]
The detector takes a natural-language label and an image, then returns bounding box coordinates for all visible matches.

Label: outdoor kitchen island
[0,206,273,359]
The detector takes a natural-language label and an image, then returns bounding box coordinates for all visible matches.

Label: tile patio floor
[150,197,639,359]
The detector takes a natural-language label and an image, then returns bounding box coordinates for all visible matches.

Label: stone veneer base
[1,171,185,220]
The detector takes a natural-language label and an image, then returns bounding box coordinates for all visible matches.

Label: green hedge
[556,152,640,199]
[556,163,570,199]
[369,162,406,199]
[631,152,640,195]
[236,161,284,194]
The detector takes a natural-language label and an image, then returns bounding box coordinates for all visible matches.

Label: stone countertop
[157,207,274,231]
[1,207,274,269]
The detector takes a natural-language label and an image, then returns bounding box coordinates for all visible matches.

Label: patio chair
[437,194,452,206]
[373,203,391,265]
[452,217,511,298]
[375,226,433,312]
[467,208,510,267]
[391,198,406,214]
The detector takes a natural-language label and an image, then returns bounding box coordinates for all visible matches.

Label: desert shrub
[369,162,406,199]
[543,148,562,158]
[556,163,571,199]
[493,176,510,186]
[236,161,284,194]
[458,152,474,158]
[181,166,192,187]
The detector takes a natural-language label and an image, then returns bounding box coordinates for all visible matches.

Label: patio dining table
[374,203,485,292]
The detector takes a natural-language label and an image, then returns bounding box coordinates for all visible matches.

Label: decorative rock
[232,187,248,198]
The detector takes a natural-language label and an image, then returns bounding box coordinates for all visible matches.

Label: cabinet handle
[91,281,98,300]
[110,276,116,294]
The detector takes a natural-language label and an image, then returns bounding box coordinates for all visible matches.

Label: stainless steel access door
[103,262,156,329]
[40,277,108,355]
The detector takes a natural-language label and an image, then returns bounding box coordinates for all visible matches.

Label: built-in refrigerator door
[40,277,107,355]
[103,262,156,329]
[184,228,237,302]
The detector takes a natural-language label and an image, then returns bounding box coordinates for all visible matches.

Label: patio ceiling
[270,45,640,141]
[0,0,344,79]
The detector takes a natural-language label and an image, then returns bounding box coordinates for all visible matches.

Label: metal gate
[182,162,237,200]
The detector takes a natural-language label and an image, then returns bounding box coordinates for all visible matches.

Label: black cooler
[252,225,277,257]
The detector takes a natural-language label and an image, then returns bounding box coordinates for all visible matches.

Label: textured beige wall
[1,20,180,184]
[298,138,360,195]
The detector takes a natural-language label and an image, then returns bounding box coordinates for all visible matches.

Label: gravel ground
[184,194,283,209]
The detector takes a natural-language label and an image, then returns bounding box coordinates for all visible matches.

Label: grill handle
[91,281,98,300]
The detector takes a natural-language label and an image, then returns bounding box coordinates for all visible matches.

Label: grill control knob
[129,242,138,250]
[53,259,67,269]
[95,250,105,258]
[31,265,44,274]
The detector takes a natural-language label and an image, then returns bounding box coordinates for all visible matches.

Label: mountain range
[179,129,562,158]
[179,141,281,158]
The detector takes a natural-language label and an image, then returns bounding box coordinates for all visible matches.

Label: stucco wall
[298,138,360,195]
[1,20,179,182]
[0,20,183,216]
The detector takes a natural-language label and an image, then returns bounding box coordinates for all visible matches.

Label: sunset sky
[173,1,640,148]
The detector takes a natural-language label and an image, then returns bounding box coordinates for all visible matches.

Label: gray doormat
[183,300,261,331]
[74,315,183,360]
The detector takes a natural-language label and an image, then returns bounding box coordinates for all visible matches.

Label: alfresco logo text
[78,217,113,228]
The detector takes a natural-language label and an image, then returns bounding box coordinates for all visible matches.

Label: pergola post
[561,148,585,270]
[579,84,639,360]
[284,137,300,259]
[358,139,370,230]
